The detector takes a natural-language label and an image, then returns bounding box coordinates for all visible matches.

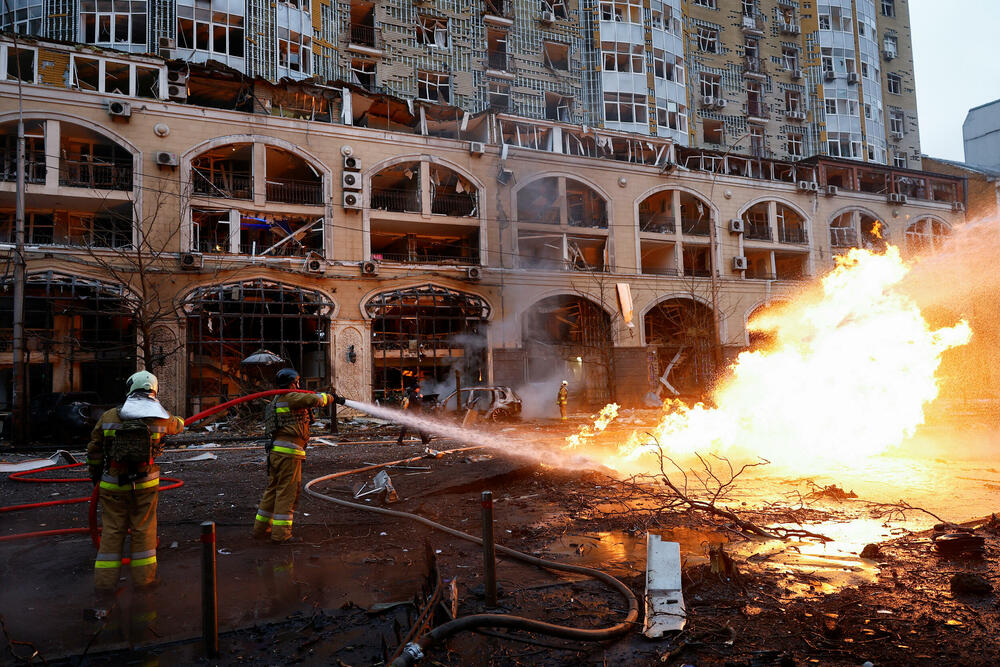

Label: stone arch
[643,296,716,397]
[828,206,887,251]
[181,134,332,178]
[904,215,952,255]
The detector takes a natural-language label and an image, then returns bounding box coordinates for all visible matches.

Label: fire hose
[0,389,322,543]
[304,462,639,666]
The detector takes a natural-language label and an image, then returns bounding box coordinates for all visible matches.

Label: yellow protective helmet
[126,370,158,395]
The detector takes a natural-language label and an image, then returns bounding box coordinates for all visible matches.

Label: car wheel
[487,408,510,423]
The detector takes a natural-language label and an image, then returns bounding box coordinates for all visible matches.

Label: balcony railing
[371,188,421,213]
[349,24,379,49]
[642,267,680,276]
[376,252,479,265]
[487,51,511,71]
[488,98,511,113]
[684,268,712,278]
[681,217,710,236]
[239,242,319,257]
[830,227,858,247]
[747,101,770,120]
[776,268,809,281]
[779,226,808,244]
[639,215,675,234]
[568,210,609,229]
[192,169,253,199]
[1,153,46,184]
[431,192,478,217]
[745,268,776,280]
[60,159,132,191]
[485,0,512,18]
[744,56,767,76]
[744,220,771,240]
[266,178,324,205]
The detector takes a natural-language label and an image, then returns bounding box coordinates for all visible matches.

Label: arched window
[517,177,607,228]
[775,203,807,244]
[517,177,609,272]
[905,217,950,255]
[742,202,771,240]
[645,298,715,397]
[830,210,885,251]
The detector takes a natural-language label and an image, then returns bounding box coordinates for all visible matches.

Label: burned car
[434,386,522,422]
[29,392,114,442]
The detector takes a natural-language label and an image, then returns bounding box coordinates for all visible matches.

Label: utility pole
[10,32,27,447]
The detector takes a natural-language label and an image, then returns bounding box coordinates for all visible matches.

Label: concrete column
[252,142,266,207]
[420,160,431,217]
[44,119,60,190]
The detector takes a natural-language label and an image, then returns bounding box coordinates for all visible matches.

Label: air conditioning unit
[729,218,745,234]
[155,151,178,167]
[883,50,896,61]
[343,155,361,171]
[107,100,132,118]
[466,266,482,281]
[342,172,362,190]
[732,256,748,271]
[469,141,486,155]
[159,37,176,51]
[787,110,806,120]
[180,252,203,270]
[952,201,966,212]
[496,167,514,185]
[715,98,728,109]
[701,95,715,107]
[782,22,801,35]
[360,260,379,276]
[167,69,188,84]
[888,193,907,204]
[303,257,325,274]
[891,130,904,140]
[167,83,187,100]
[826,184,839,196]
[847,72,859,84]
[797,180,817,191]
[809,181,820,192]
[539,10,555,24]
[791,68,803,80]
[343,191,362,209]
[823,70,836,82]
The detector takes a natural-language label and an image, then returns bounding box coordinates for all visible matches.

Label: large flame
[574,246,972,473]
[565,403,619,449]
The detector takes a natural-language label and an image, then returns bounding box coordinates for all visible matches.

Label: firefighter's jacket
[87,407,185,491]
[557,386,569,406]
[266,391,331,458]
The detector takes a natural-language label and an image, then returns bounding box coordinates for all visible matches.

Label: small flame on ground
[565,403,620,449]
[570,245,972,475]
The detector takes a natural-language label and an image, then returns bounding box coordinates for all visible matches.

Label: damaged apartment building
[0,7,963,417]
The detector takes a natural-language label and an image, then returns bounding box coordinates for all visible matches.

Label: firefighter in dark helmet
[254,368,345,543]
[87,371,185,591]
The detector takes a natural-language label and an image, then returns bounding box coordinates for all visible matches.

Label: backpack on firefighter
[105,416,155,482]
[263,397,312,453]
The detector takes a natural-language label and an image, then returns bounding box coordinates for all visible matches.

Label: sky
[910,0,1000,161]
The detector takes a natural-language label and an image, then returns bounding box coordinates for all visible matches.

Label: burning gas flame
[565,403,619,449]
[572,245,972,473]
[870,220,884,240]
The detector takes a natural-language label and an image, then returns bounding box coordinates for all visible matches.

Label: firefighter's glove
[89,465,102,486]
[333,394,347,406]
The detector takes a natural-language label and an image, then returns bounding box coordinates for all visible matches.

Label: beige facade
[0,37,964,415]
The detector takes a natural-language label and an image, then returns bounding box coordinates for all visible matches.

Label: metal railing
[747,100,770,119]
[1,153,45,184]
[681,217,710,236]
[642,267,679,276]
[349,24,379,49]
[488,51,510,71]
[266,178,324,205]
[776,269,809,281]
[60,159,132,191]
[639,215,676,234]
[431,192,477,217]
[238,242,318,257]
[830,227,858,247]
[485,0,511,18]
[568,211,608,229]
[744,220,771,240]
[192,169,253,199]
[779,226,808,244]
[371,188,421,213]
[378,252,479,265]
[684,268,712,278]
[745,269,776,280]
[744,56,767,76]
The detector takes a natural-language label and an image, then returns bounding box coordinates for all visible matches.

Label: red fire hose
[0,389,318,544]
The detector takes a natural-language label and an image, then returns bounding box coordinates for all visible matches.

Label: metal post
[481,490,497,607]
[201,521,219,657]
[10,37,26,446]
[330,399,338,434]
[454,369,461,410]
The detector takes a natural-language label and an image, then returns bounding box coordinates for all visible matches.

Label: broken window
[702,119,723,145]
[697,27,718,53]
[599,0,641,23]
[652,49,674,80]
[104,60,129,95]
[265,147,323,205]
[786,132,803,158]
[883,34,897,58]
[348,1,377,47]
[81,0,146,45]
[367,285,489,402]
[416,70,450,103]
[429,163,478,217]
[888,109,905,136]
[655,101,686,132]
[887,72,901,94]
[3,44,35,82]
[638,190,675,234]
[371,161,420,213]
[543,41,569,70]
[892,152,907,168]
[417,15,449,49]
[881,0,895,17]
[776,203,807,243]
[682,245,712,277]
[692,0,716,8]
[604,92,647,124]
[489,81,511,112]
[602,41,644,73]
[487,28,509,71]
[679,191,711,235]
[516,176,608,229]
[191,143,253,199]
[699,73,721,99]
[774,252,808,280]
[905,218,949,255]
[641,240,677,275]
[60,123,133,191]
[278,28,310,74]
[0,273,136,409]
[545,92,572,122]
[742,202,771,240]
[184,280,332,410]
[541,0,568,20]
[371,228,479,265]
[0,119,44,184]
[1,0,42,34]
[177,0,245,57]
[785,90,802,113]
[782,47,798,70]
[350,58,376,89]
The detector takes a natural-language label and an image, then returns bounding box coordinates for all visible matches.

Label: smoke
[516,374,565,419]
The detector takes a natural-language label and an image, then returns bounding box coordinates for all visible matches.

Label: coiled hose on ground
[304,459,639,667]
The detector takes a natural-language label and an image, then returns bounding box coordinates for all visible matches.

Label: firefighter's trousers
[254,453,302,542]
[94,485,159,591]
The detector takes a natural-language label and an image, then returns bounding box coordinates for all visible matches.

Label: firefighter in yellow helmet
[557,380,569,420]
[254,368,344,543]
[87,371,185,592]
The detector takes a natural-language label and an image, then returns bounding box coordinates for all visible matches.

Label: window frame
[1,43,37,84]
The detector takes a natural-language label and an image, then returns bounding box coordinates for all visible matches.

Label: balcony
[371,188,420,213]
[684,267,712,278]
[349,24,380,50]
[746,268,776,280]
[743,57,767,79]
[484,0,512,19]
[830,227,858,247]
[377,251,479,265]
[60,159,133,191]
[1,153,45,184]
[747,101,769,123]
[192,169,253,200]
[266,178,324,206]
[487,51,511,72]
[744,220,771,240]
[779,226,808,244]
[639,215,676,234]
[642,267,680,276]
[431,191,478,217]
[681,217,710,236]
